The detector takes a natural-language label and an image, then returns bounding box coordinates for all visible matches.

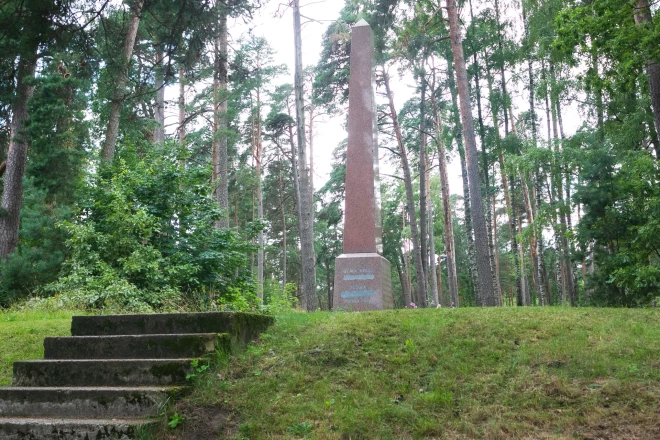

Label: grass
[0,309,77,386]
[169,307,660,439]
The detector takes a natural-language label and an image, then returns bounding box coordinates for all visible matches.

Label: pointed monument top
[354,18,370,27]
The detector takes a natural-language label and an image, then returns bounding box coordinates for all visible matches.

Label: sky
[164,0,582,198]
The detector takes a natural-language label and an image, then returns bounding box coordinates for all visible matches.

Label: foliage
[576,149,660,306]
[44,143,259,312]
[0,181,73,306]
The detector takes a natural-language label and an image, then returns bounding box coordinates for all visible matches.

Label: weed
[167,412,183,429]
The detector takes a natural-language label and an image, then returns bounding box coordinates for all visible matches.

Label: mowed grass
[0,310,76,386]
[173,307,660,439]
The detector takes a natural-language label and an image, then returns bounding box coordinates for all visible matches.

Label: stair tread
[46,333,222,339]
[0,386,184,392]
[15,358,197,363]
[0,417,151,423]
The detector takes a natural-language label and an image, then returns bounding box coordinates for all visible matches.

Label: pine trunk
[293,0,318,311]
[419,78,428,284]
[447,0,496,306]
[153,48,165,143]
[384,72,428,307]
[279,171,287,291]
[634,0,660,158]
[430,73,460,308]
[447,66,478,305]
[178,66,186,145]
[426,154,440,307]
[101,0,145,161]
[214,5,230,228]
[0,48,37,259]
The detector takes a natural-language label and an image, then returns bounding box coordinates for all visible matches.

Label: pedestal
[333,253,393,311]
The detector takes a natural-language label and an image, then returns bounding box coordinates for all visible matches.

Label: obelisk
[333,19,393,311]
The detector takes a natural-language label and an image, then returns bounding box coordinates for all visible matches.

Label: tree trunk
[426,152,440,307]
[430,70,459,308]
[446,62,478,304]
[469,0,499,300]
[248,101,264,304]
[293,0,318,310]
[419,77,429,284]
[101,0,145,161]
[634,0,660,158]
[153,48,165,143]
[447,0,496,306]
[395,253,410,309]
[214,4,230,228]
[279,171,287,291]
[384,72,428,307]
[549,64,576,306]
[401,210,414,306]
[178,66,186,145]
[0,49,37,259]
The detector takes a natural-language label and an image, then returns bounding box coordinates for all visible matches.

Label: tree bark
[293,0,318,311]
[0,48,37,260]
[430,69,459,308]
[425,143,439,306]
[279,170,287,291]
[419,77,428,284]
[384,72,428,307]
[214,3,230,228]
[634,0,660,158]
[469,0,499,300]
[254,91,264,303]
[178,66,186,145]
[101,0,145,161]
[446,60,478,305]
[446,0,496,306]
[153,48,165,143]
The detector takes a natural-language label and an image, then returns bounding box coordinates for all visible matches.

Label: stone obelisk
[333,19,393,311]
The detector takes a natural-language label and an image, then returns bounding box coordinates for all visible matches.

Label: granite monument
[333,19,393,311]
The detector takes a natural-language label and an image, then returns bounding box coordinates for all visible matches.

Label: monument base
[333,253,393,311]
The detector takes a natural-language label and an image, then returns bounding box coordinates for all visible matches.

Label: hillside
[168,308,660,439]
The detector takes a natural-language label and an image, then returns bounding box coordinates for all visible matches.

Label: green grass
[170,307,660,439]
[0,310,77,386]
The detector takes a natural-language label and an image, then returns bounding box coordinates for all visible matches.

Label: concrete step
[0,417,155,439]
[0,387,185,418]
[44,333,230,359]
[13,359,197,387]
[71,312,274,345]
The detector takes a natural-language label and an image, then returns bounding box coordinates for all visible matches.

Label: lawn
[0,310,76,386]
[169,307,660,439]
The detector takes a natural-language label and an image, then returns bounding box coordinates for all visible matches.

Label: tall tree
[446,0,496,306]
[101,0,145,161]
[293,0,318,310]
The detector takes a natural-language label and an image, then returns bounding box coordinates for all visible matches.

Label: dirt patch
[170,403,234,439]
[580,415,660,440]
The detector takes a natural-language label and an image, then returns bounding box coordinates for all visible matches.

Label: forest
[0,0,659,313]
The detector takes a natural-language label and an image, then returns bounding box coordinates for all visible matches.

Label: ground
[170,307,660,439]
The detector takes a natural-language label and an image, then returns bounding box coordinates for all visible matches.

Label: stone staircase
[0,312,274,439]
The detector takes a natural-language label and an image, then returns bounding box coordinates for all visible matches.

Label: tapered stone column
[333,19,393,311]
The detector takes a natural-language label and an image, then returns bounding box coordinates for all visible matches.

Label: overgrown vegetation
[167,308,660,439]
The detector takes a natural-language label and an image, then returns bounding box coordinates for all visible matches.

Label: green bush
[44,143,259,312]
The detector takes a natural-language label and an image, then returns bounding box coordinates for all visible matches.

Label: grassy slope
[0,310,75,386]
[174,308,660,439]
